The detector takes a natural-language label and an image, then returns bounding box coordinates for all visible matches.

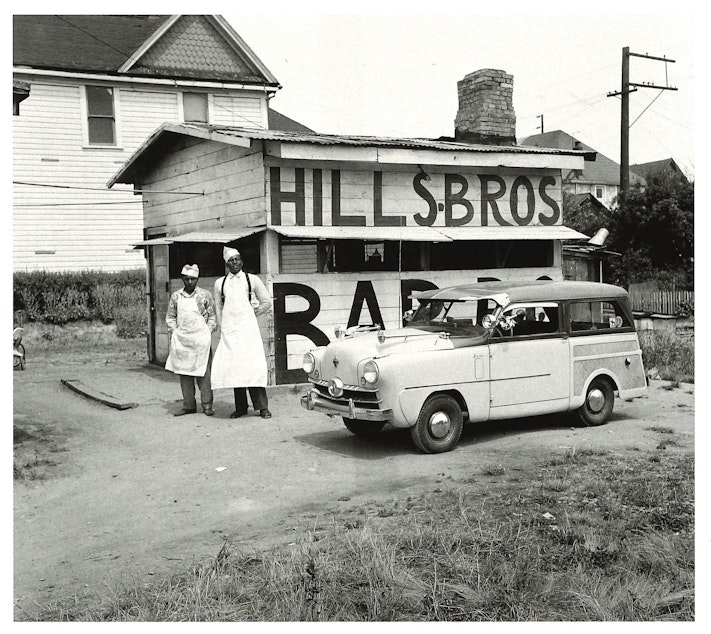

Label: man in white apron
[165,264,217,416]
[211,247,273,419]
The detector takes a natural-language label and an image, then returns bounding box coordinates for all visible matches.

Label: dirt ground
[12,343,695,619]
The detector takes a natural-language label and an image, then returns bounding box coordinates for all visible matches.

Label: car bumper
[300,389,393,421]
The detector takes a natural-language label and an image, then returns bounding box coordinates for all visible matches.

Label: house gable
[125,15,276,84]
[13,14,278,86]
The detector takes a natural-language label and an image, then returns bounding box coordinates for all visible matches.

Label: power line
[13,181,204,195]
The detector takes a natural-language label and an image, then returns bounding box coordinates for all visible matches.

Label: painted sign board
[267,166,562,229]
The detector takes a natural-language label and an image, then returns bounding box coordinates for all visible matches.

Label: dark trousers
[233,386,268,414]
[179,352,213,410]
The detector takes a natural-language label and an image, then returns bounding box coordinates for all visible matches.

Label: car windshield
[409,298,499,336]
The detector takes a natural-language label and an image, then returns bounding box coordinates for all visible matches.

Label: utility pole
[537,114,544,134]
[607,47,677,203]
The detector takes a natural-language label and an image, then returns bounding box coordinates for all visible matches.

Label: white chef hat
[223,246,240,262]
[180,264,199,278]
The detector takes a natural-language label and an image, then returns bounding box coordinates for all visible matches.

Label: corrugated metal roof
[272,225,451,242]
[436,226,588,241]
[191,123,588,156]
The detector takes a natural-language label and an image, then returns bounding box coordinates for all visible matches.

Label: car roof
[413,280,628,303]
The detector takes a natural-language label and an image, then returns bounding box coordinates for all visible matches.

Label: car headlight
[362,360,379,385]
[302,352,315,374]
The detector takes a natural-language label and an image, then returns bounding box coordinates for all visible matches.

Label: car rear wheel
[342,418,385,436]
[577,377,614,426]
[411,394,463,453]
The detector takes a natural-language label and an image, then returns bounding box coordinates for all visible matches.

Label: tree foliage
[606,171,694,288]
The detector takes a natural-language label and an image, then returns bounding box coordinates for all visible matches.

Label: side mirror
[482,314,496,329]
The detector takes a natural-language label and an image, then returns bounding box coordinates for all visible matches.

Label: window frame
[80,85,122,148]
[180,92,211,124]
[566,298,636,336]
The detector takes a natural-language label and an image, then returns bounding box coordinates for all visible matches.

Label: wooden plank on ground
[60,379,138,410]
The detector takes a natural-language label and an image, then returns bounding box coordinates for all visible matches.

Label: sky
[224,6,696,179]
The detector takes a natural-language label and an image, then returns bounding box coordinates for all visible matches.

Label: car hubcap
[587,388,605,413]
[429,411,451,438]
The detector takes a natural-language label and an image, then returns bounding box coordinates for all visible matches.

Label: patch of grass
[480,464,506,476]
[647,426,675,435]
[29,450,694,622]
[13,452,60,481]
[13,421,69,481]
[639,331,694,384]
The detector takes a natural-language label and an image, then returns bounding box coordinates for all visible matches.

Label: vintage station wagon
[300,280,647,453]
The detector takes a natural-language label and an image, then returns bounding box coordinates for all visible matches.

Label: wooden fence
[629,289,694,316]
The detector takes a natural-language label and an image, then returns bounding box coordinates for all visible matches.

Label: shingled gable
[13,14,279,86]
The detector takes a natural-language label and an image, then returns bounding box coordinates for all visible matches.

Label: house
[108,69,589,384]
[630,158,689,184]
[12,14,287,272]
[521,130,646,209]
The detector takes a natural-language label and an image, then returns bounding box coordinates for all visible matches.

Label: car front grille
[311,380,382,410]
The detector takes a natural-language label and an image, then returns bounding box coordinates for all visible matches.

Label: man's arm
[165,292,178,331]
[203,290,217,332]
[213,277,224,327]
[251,275,273,317]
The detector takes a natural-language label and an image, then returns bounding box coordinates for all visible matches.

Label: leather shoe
[230,410,247,419]
[260,408,272,419]
[174,408,196,417]
[203,406,214,417]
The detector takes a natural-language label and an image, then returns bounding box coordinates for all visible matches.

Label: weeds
[639,331,694,383]
[29,450,694,622]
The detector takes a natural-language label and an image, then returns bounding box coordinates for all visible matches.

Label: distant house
[521,130,646,210]
[12,14,288,272]
[630,158,689,184]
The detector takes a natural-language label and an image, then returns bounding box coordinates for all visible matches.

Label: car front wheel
[411,394,463,454]
[342,418,385,436]
[577,377,614,426]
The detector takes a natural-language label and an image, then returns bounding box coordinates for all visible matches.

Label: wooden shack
[109,123,588,384]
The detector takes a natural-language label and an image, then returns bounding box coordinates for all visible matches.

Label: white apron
[165,293,211,377]
[211,273,268,388]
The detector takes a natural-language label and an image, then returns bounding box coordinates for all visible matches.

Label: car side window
[501,302,561,337]
[570,300,631,333]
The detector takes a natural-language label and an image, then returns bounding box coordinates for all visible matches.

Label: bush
[13,269,147,334]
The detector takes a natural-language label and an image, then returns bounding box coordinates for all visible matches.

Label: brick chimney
[454,69,516,145]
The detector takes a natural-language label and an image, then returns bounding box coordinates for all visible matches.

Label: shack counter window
[300,280,647,454]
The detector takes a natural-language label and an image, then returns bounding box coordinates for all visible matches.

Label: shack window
[321,240,401,272]
[168,234,262,279]
[86,86,116,145]
[430,240,553,270]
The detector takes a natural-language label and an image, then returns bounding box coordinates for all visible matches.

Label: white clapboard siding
[13,78,269,271]
[142,141,268,231]
[280,241,318,273]
[211,95,265,128]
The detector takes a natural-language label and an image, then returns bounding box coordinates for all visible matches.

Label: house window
[86,86,116,145]
[594,185,604,199]
[183,93,209,123]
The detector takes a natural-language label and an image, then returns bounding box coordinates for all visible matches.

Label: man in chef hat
[165,264,217,416]
[211,246,273,419]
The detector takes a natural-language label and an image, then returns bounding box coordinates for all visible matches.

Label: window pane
[88,117,115,144]
[86,86,114,116]
[183,93,208,123]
